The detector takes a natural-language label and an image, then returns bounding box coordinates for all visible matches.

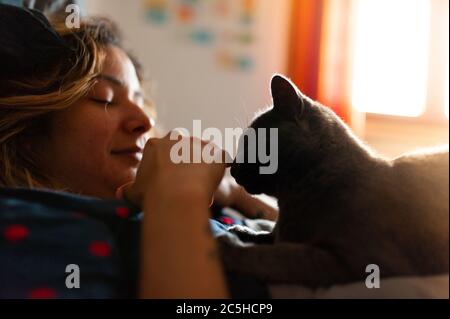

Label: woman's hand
[214,177,279,221]
[121,132,230,298]
[123,132,229,210]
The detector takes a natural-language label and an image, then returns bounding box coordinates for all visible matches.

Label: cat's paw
[228,224,256,236]
[228,225,274,244]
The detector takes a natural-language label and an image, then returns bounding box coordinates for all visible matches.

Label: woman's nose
[123,103,154,135]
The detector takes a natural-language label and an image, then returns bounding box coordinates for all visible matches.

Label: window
[351,0,448,121]
[445,41,449,119]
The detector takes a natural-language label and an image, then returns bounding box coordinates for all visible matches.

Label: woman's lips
[111,149,143,164]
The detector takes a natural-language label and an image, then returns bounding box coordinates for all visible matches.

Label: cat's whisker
[232,107,245,130]
[240,101,252,128]
[234,117,244,130]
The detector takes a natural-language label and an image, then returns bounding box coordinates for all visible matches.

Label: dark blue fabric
[0,187,141,298]
[0,187,268,299]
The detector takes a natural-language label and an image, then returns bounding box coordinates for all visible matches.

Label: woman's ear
[270,74,305,121]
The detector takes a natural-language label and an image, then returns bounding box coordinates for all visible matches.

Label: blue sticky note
[146,9,168,24]
[190,29,214,45]
[236,55,253,70]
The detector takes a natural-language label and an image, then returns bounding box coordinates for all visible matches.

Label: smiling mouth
[111,150,143,164]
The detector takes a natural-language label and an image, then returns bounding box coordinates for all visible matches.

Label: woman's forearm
[139,185,229,298]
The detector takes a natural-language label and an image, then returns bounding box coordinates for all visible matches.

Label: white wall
[85,0,291,133]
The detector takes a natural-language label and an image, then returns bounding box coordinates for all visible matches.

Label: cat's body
[220,75,449,287]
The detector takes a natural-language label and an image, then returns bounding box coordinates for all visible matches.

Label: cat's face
[230,75,344,196]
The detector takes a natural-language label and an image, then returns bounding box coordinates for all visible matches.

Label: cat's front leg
[218,239,353,288]
[227,224,274,244]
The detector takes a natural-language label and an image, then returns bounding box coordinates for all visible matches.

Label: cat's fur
[219,75,449,287]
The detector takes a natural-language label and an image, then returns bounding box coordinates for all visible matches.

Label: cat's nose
[230,161,238,179]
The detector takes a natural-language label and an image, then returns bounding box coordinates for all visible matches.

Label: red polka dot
[29,287,57,299]
[115,206,130,218]
[89,241,111,257]
[4,224,29,243]
[220,217,234,225]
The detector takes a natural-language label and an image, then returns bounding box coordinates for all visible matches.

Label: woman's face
[37,46,153,199]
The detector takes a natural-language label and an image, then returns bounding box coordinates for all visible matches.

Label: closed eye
[90,98,113,106]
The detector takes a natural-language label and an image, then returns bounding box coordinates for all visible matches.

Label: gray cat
[219,75,449,288]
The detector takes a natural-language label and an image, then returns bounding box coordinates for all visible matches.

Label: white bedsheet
[269,274,449,299]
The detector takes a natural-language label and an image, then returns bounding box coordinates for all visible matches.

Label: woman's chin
[107,165,137,186]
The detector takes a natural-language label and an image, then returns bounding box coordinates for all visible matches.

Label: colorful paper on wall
[144,0,169,24]
[141,0,257,72]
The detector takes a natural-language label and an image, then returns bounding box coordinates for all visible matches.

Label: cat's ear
[270,74,304,120]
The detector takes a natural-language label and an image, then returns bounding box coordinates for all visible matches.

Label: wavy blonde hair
[0,16,152,190]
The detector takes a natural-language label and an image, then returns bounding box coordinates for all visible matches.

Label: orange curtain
[287,0,364,131]
[287,0,324,100]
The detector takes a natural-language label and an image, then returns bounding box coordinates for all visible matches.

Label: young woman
[0,4,276,298]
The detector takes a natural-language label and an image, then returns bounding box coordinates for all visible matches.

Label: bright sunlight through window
[352,0,430,117]
[445,51,449,119]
